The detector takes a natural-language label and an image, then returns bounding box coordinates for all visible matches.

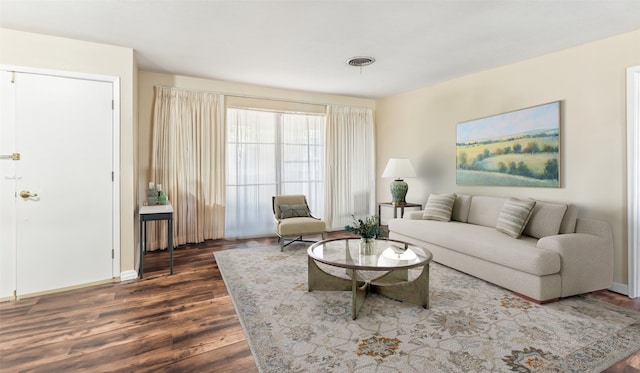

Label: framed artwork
[456,101,560,187]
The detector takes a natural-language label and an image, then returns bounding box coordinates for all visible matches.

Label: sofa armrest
[405,210,424,220]
[537,221,613,297]
[574,218,614,243]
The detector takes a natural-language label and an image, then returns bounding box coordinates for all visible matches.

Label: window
[225,108,324,237]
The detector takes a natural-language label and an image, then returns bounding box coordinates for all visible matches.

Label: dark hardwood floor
[0,232,638,372]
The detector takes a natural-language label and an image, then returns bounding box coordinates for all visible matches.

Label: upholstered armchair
[272,195,326,251]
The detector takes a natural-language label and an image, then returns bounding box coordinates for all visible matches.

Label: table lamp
[382,158,416,205]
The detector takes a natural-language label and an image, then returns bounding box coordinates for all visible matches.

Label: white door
[0,71,17,299]
[0,71,114,298]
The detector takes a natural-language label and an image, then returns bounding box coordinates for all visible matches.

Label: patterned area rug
[214,244,640,373]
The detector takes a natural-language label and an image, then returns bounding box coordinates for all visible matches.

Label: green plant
[344,215,387,239]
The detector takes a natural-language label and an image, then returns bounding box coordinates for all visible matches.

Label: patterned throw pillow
[279,204,311,219]
[496,198,536,238]
[423,193,457,221]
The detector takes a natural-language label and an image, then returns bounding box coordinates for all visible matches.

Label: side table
[139,203,174,279]
[378,202,423,225]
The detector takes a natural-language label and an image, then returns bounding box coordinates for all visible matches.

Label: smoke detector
[347,56,376,67]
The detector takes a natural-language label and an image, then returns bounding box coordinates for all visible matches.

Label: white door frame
[0,64,121,278]
[628,66,640,299]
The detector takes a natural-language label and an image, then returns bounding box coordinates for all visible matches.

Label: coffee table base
[308,256,430,319]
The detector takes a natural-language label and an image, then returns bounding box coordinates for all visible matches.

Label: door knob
[0,153,20,160]
[20,190,38,198]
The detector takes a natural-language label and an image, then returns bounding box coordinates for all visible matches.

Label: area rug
[214,244,640,372]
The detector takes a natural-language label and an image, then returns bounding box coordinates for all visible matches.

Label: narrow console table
[139,203,173,279]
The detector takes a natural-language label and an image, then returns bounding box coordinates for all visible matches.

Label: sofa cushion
[423,193,456,221]
[387,219,560,276]
[275,217,325,235]
[467,196,507,228]
[452,194,472,223]
[279,204,311,219]
[496,198,536,238]
[524,200,568,239]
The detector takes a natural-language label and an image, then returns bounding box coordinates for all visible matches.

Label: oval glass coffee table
[307,238,432,319]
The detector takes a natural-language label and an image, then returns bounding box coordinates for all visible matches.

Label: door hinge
[112,249,115,259]
[10,72,15,84]
[112,100,114,110]
[13,290,16,299]
[112,171,114,181]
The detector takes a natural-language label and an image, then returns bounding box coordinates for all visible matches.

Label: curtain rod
[153,84,374,109]
[154,84,328,107]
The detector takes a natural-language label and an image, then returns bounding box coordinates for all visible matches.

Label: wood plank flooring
[0,232,638,372]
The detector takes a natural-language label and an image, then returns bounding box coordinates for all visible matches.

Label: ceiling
[1,1,640,99]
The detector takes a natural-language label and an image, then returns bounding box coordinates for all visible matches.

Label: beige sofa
[388,195,613,303]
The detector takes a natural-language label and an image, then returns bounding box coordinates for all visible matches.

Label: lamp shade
[381,158,416,205]
[382,158,416,180]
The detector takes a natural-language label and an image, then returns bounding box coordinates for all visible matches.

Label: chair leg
[280,234,325,252]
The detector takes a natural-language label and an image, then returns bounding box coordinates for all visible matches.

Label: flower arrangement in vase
[344,215,387,255]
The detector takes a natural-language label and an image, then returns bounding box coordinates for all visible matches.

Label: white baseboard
[120,270,138,282]
[609,281,629,296]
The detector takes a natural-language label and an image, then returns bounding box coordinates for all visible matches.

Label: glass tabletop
[307,238,431,270]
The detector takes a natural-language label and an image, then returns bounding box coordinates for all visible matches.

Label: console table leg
[168,217,173,275]
[139,220,144,279]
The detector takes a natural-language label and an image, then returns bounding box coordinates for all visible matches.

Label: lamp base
[390,179,408,205]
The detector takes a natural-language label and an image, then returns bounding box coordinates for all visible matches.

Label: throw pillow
[423,193,457,221]
[523,200,568,239]
[496,198,536,238]
[451,194,472,223]
[279,204,310,219]
[559,204,578,234]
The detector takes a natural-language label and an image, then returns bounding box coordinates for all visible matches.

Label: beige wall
[376,29,640,286]
[137,70,376,209]
[0,28,137,273]
[3,25,637,288]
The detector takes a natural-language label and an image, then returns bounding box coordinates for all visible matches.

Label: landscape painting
[456,101,560,187]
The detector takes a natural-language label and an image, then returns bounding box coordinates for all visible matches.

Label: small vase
[360,237,376,256]
[158,191,167,205]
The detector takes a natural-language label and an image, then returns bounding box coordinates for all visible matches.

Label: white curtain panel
[148,86,225,250]
[324,105,376,229]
